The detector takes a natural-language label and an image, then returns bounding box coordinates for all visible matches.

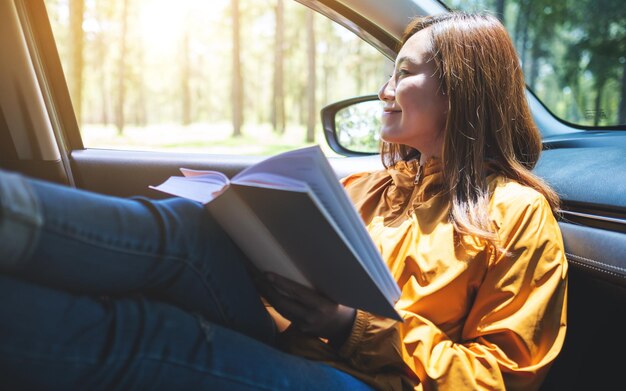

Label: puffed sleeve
[337,194,568,391]
[340,172,370,187]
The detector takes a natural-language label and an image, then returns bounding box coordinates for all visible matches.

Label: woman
[277,13,567,391]
[0,12,565,391]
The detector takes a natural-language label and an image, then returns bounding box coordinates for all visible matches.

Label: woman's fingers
[257,276,310,322]
[256,273,356,340]
[265,272,333,307]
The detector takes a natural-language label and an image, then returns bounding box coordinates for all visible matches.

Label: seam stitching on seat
[567,258,626,280]
[565,252,626,273]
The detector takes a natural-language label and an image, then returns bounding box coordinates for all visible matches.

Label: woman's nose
[378,78,395,101]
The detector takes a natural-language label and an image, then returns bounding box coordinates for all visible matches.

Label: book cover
[151,146,401,320]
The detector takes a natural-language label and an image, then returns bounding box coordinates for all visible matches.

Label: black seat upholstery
[540,223,626,390]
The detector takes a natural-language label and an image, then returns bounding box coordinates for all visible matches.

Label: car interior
[1,0,625,389]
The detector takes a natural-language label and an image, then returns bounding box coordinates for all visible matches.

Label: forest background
[45,0,626,155]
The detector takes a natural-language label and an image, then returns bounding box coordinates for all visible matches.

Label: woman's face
[378,28,448,159]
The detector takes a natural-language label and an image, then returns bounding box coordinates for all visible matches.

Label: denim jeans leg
[0,275,374,391]
[7,176,274,343]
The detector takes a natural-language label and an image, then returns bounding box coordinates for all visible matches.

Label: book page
[234,173,309,192]
[149,169,229,204]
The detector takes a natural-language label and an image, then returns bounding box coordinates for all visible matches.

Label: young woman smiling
[273,13,567,391]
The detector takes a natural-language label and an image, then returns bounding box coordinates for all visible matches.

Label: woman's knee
[140,197,228,255]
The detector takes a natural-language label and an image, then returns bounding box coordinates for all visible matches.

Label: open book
[150,146,401,321]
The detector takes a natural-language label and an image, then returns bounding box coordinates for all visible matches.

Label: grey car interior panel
[559,222,626,285]
[534,146,626,211]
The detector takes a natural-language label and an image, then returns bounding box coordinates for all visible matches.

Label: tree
[524,0,566,91]
[231,0,243,137]
[495,0,505,22]
[514,0,532,73]
[562,0,626,125]
[354,44,363,94]
[91,1,116,126]
[69,0,84,124]
[617,59,626,124]
[132,43,147,127]
[305,9,316,143]
[181,29,191,126]
[272,0,285,134]
[115,0,129,135]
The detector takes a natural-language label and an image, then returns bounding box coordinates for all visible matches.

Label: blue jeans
[0,171,373,390]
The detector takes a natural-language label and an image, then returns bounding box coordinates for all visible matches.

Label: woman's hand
[256,272,356,346]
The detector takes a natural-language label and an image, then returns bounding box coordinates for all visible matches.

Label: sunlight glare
[138,0,229,55]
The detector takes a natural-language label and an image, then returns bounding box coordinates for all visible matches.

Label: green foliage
[336,101,382,153]
[446,0,625,126]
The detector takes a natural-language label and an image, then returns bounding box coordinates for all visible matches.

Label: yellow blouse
[280,157,567,391]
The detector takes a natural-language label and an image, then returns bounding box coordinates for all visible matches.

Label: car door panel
[70,149,383,198]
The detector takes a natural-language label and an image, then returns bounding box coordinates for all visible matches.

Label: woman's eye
[396,69,410,78]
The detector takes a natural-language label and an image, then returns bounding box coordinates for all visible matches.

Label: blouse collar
[388,157,444,193]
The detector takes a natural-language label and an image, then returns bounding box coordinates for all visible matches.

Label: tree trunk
[97,33,109,125]
[355,44,363,95]
[131,45,147,127]
[518,2,531,75]
[137,47,147,126]
[619,61,626,124]
[272,0,285,134]
[528,35,540,90]
[495,0,505,23]
[593,79,606,126]
[95,2,112,126]
[181,30,191,126]
[322,60,331,109]
[513,0,527,52]
[305,10,316,143]
[69,0,84,124]
[231,0,243,137]
[115,0,129,135]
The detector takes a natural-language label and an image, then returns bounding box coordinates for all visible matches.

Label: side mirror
[321,95,382,156]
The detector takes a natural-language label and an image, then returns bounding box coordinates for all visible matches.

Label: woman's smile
[382,105,402,116]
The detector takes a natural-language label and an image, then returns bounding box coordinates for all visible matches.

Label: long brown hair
[381,12,559,246]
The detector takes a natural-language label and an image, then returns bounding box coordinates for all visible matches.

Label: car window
[445,0,626,128]
[44,0,393,155]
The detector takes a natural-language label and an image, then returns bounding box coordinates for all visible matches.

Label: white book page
[233,173,309,192]
[149,169,230,204]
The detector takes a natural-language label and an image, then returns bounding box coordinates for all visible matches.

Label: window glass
[45,0,393,155]
[445,0,626,127]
